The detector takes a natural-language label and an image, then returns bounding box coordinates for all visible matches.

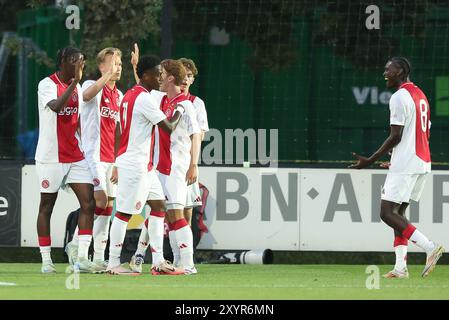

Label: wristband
[175,105,185,115]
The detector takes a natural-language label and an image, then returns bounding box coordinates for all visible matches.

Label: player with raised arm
[65,48,123,271]
[36,47,98,273]
[350,57,445,278]
[106,55,184,275]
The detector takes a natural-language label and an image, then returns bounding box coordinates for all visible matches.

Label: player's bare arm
[47,56,84,113]
[110,124,121,185]
[186,132,201,185]
[158,104,184,133]
[83,52,119,102]
[131,43,140,84]
[349,125,403,169]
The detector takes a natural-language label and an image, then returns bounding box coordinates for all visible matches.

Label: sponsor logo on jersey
[101,106,119,119]
[58,106,78,116]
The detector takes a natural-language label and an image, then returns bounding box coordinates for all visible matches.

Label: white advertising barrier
[21,165,80,247]
[20,165,449,251]
[197,167,301,251]
[197,167,449,252]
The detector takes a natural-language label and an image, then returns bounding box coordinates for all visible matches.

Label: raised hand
[107,52,119,76]
[74,56,85,82]
[131,43,139,68]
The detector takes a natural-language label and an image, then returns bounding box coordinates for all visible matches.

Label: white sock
[107,214,129,268]
[135,219,150,257]
[72,226,79,246]
[78,234,92,260]
[148,213,165,266]
[174,220,194,269]
[169,230,180,266]
[93,215,111,261]
[40,246,52,263]
[394,245,407,270]
[410,229,435,253]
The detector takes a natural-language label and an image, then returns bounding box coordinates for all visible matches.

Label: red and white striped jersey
[80,80,123,164]
[156,92,201,175]
[389,82,431,174]
[186,93,209,132]
[35,73,84,163]
[115,85,166,171]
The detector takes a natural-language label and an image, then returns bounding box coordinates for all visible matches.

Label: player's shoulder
[135,89,159,108]
[38,76,54,88]
[179,99,195,109]
[81,79,96,90]
[150,89,166,103]
[390,88,409,104]
[193,95,205,106]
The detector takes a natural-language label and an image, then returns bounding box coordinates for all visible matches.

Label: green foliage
[174,0,447,72]
[78,0,162,85]
[174,0,308,72]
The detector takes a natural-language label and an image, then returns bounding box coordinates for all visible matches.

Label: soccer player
[156,59,202,274]
[106,55,185,275]
[65,48,123,270]
[350,57,445,278]
[36,47,98,273]
[130,58,209,269]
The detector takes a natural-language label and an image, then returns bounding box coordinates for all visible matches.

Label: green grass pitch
[1,264,449,299]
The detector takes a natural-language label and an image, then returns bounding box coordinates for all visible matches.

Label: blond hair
[96,47,122,65]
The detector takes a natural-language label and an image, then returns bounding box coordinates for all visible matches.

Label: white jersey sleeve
[180,100,201,137]
[38,78,57,109]
[389,92,407,126]
[193,97,209,132]
[135,92,166,125]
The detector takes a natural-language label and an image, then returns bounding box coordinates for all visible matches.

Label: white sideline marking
[0,282,17,286]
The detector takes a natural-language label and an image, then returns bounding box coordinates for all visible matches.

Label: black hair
[390,56,411,79]
[56,46,82,68]
[137,55,161,78]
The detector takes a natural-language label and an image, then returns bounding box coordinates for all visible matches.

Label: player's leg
[410,174,445,277]
[161,172,195,273]
[37,192,58,273]
[70,182,103,273]
[129,215,150,273]
[36,162,64,273]
[147,199,166,264]
[143,170,183,275]
[381,173,444,277]
[183,208,193,226]
[92,163,115,265]
[383,202,409,278]
[107,167,146,274]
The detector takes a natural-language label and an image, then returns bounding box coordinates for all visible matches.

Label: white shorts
[381,173,428,204]
[185,181,202,208]
[158,170,188,210]
[36,160,93,193]
[116,168,165,214]
[88,161,117,197]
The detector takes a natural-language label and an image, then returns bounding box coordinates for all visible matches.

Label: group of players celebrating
[35,41,445,279]
[36,44,208,275]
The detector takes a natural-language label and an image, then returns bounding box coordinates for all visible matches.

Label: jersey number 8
[419,99,428,133]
